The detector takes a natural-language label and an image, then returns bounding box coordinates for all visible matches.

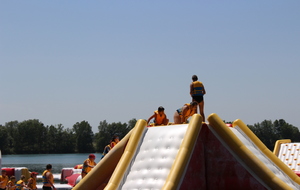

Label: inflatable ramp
[274,139,300,176]
[73,115,202,190]
[206,114,300,190]
[73,113,300,190]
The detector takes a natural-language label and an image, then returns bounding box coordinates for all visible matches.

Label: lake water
[1,153,103,174]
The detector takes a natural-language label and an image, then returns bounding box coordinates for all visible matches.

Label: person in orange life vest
[173,102,198,124]
[42,164,56,190]
[15,175,26,190]
[101,142,111,159]
[81,154,97,178]
[110,135,120,149]
[147,106,169,126]
[27,172,38,190]
[7,175,16,190]
[190,75,206,121]
[0,170,9,190]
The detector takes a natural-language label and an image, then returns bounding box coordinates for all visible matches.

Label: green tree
[95,120,111,153]
[55,124,76,153]
[45,125,58,153]
[127,118,137,130]
[248,120,278,150]
[95,120,126,153]
[0,125,9,154]
[73,121,94,153]
[94,119,137,153]
[274,119,300,142]
[14,119,46,154]
[43,124,75,153]
[5,121,19,154]
[248,119,299,150]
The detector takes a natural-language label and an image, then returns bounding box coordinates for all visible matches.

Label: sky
[1,1,300,132]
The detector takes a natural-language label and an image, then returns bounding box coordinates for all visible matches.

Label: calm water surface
[1,153,103,174]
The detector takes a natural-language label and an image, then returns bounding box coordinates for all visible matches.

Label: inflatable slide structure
[73,114,300,190]
[274,139,300,177]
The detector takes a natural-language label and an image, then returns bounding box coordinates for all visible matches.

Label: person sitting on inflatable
[147,106,169,126]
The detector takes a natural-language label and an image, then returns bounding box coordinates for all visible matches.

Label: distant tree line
[248,119,300,151]
[0,118,299,154]
[0,119,136,155]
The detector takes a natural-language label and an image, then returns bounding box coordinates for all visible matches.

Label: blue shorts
[43,186,52,190]
[177,108,182,115]
[192,96,203,103]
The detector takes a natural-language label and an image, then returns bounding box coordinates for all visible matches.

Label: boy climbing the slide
[147,106,169,126]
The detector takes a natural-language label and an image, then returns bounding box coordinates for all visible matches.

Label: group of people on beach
[147,75,206,126]
[0,164,55,190]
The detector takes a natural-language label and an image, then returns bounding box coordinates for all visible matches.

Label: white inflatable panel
[120,124,188,190]
[278,143,300,172]
[230,127,299,189]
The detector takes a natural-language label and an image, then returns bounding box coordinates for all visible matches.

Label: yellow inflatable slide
[73,113,300,190]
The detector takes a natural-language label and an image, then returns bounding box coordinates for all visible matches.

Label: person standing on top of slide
[190,75,206,122]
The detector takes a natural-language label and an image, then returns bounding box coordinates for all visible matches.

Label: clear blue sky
[1,1,300,132]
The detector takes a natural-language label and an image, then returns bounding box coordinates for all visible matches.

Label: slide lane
[208,113,300,190]
[73,114,202,190]
[106,114,202,190]
[74,113,300,190]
